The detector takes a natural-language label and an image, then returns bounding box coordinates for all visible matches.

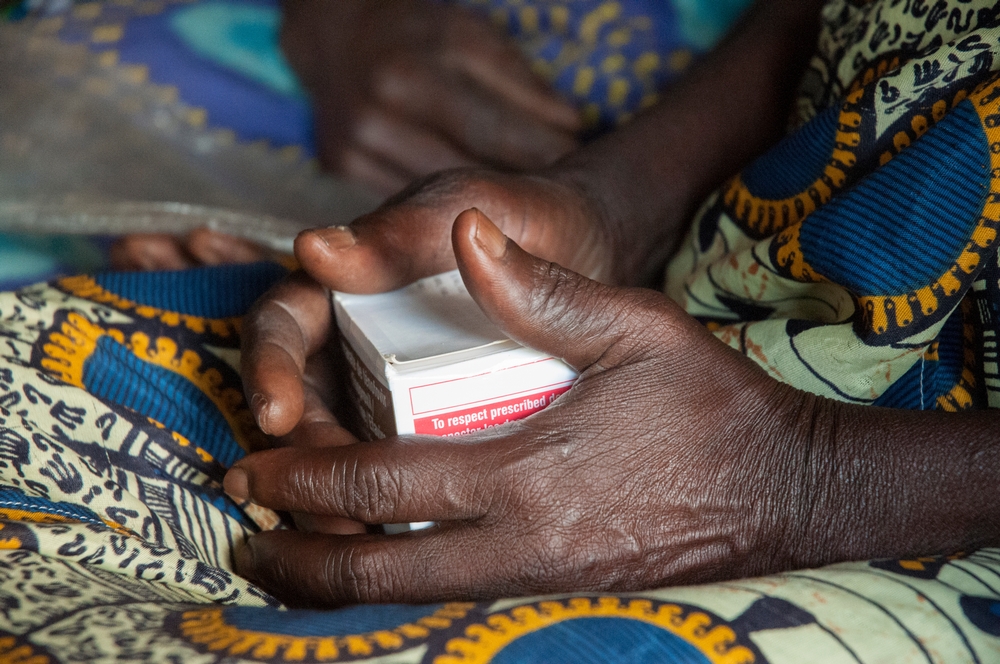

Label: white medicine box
[333,270,577,440]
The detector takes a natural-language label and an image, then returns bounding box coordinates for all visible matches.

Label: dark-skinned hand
[109,228,271,271]
[282,0,582,196]
[235,166,628,537]
[225,208,821,606]
[109,0,582,270]
[228,0,1000,606]
[238,166,659,453]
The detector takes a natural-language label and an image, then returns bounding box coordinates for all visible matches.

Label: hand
[281,0,582,195]
[226,209,821,606]
[240,167,630,440]
[108,229,271,271]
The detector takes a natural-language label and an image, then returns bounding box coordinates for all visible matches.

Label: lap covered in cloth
[0,263,997,662]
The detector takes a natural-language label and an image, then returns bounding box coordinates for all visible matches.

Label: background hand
[281,0,582,196]
[109,229,271,270]
[227,209,818,606]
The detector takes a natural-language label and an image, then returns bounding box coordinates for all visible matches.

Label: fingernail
[250,393,272,435]
[224,467,250,501]
[472,209,507,259]
[323,226,357,251]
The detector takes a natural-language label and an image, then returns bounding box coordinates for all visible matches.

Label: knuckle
[291,461,338,513]
[372,57,421,102]
[462,446,513,519]
[490,439,556,515]
[325,547,390,604]
[382,166,483,209]
[526,261,589,325]
[345,453,401,521]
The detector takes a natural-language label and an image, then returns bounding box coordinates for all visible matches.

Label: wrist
[757,389,908,571]
[545,159,691,287]
[729,380,835,576]
[785,398,1000,568]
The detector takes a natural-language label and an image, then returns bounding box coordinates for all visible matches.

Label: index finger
[237,526,508,606]
[442,10,581,132]
[240,271,333,436]
[291,172,522,294]
[225,436,499,524]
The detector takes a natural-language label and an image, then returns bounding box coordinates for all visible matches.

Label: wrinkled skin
[226,0,1000,607]
[238,166,660,442]
[226,209,821,606]
[231,197,1000,608]
[222,0,834,606]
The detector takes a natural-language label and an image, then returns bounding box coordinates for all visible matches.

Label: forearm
[798,400,1000,567]
[553,0,825,285]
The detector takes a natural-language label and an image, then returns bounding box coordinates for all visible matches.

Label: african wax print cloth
[665,0,1000,409]
[1,1,1000,664]
[0,263,997,663]
[3,0,751,133]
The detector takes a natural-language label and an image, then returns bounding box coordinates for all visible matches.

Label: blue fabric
[872,305,967,410]
[799,100,990,296]
[222,604,450,636]
[491,617,713,663]
[0,487,107,527]
[169,2,303,97]
[117,1,314,150]
[741,104,841,200]
[92,262,287,319]
[872,353,933,409]
[83,335,244,467]
[472,0,752,130]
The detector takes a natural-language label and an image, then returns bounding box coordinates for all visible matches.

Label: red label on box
[413,385,571,436]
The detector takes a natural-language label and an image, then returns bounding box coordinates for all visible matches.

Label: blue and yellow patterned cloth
[3,0,1000,662]
[5,0,750,135]
[1,263,999,662]
[665,0,1000,409]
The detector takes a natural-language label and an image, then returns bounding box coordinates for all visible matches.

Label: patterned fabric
[666,0,1000,409]
[0,263,998,662]
[458,0,753,129]
[3,1,1000,663]
[4,0,751,136]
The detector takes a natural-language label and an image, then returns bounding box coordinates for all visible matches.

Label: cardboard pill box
[333,270,578,441]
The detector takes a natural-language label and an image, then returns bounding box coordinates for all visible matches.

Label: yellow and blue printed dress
[666,0,1000,409]
[3,1,1000,663]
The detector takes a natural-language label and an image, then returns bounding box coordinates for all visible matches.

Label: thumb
[293,171,526,295]
[452,208,679,371]
[294,207,456,295]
